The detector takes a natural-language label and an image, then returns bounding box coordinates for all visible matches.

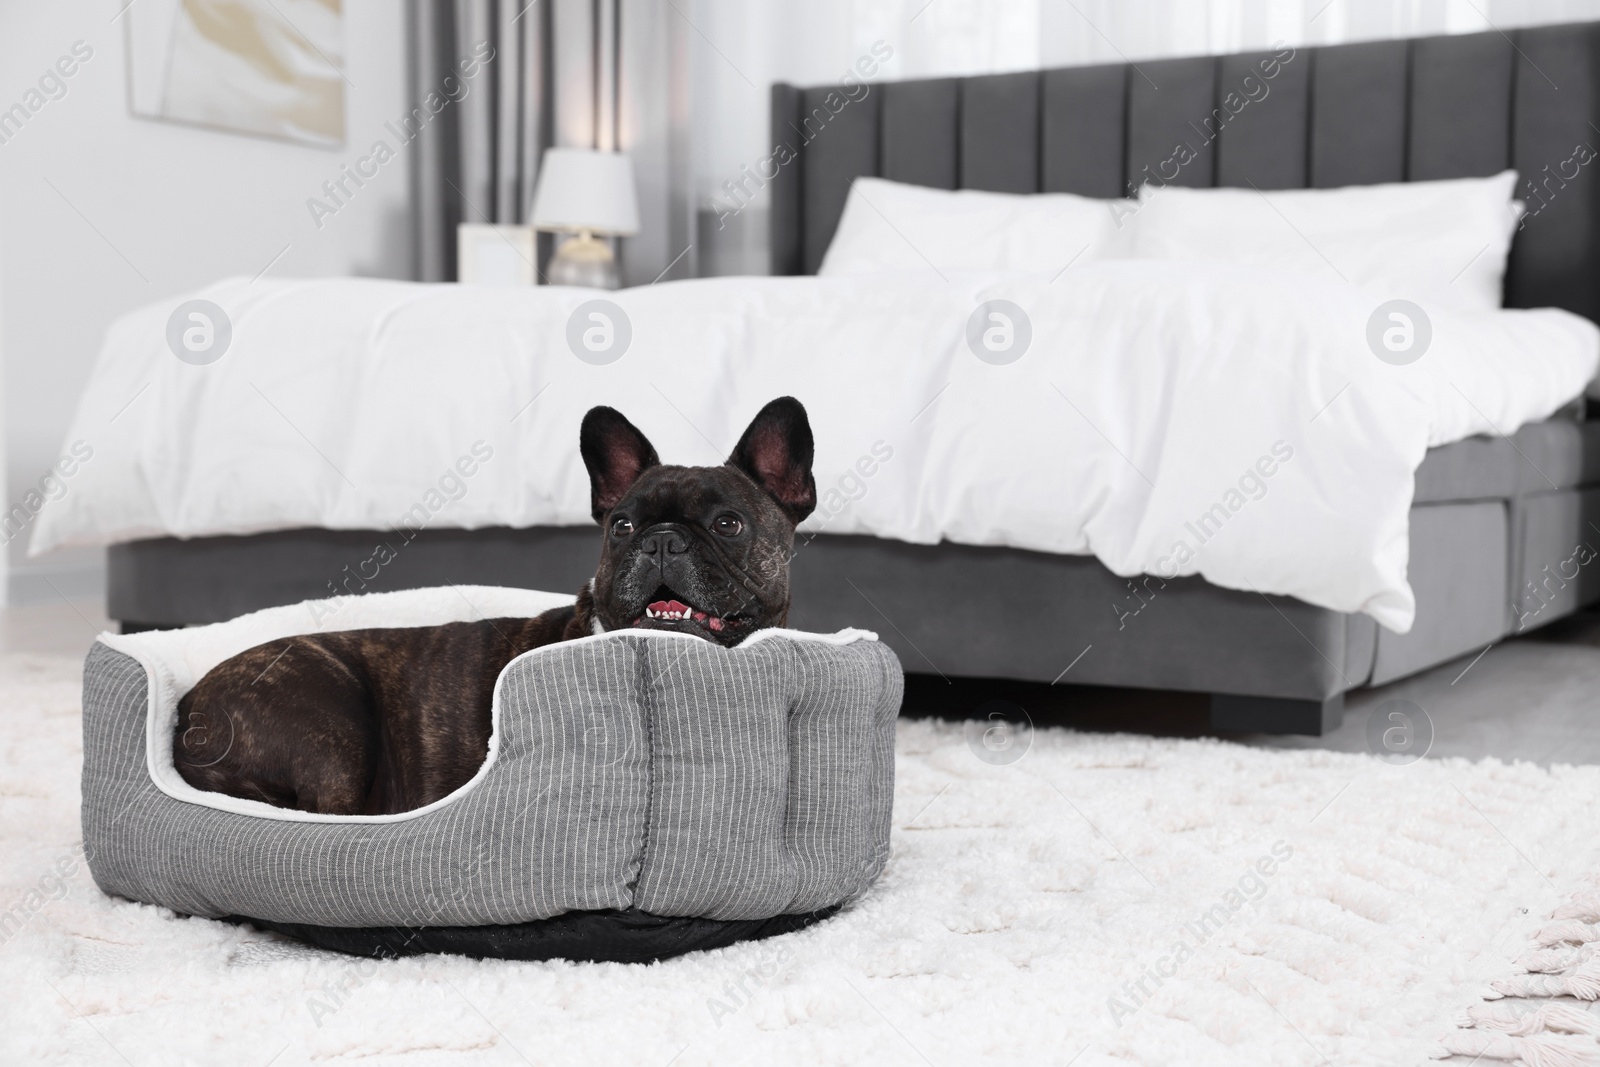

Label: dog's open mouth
[631,586,751,638]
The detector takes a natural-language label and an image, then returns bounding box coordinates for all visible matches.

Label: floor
[7,594,1598,764]
[0,596,112,658]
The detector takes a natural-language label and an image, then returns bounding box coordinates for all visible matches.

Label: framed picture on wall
[125,0,345,148]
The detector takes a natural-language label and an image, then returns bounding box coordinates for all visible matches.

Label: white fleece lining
[98,585,878,825]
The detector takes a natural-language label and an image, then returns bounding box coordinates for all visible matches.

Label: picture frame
[456,224,539,286]
[124,0,346,148]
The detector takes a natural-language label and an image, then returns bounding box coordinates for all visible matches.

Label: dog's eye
[611,517,634,537]
[712,514,743,537]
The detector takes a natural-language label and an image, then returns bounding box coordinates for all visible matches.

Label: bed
[83,585,901,961]
[43,22,1600,734]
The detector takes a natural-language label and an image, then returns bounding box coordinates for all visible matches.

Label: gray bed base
[106,23,1600,733]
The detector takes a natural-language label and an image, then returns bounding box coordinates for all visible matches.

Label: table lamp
[530,148,640,289]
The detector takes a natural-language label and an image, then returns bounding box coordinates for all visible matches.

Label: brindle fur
[175,398,817,816]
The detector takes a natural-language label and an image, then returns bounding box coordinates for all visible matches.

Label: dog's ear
[727,396,817,525]
[580,407,660,522]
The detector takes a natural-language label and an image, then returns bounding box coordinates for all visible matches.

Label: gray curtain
[408,0,693,285]
[617,0,695,285]
[409,0,550,282]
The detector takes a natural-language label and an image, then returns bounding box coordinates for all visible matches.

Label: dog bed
[81,586,902,962]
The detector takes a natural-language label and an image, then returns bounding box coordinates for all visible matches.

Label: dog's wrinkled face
[580,397,817,647]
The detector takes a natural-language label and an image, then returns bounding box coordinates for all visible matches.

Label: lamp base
[547,232,620,289]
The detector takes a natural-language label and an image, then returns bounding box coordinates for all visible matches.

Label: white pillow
[818,176,1117,278]
[1122,171,1522,312]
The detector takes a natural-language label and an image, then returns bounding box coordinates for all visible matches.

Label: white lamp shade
[530,148,640,236]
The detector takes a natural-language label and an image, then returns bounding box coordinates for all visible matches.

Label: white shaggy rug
[3,650,1600,1066]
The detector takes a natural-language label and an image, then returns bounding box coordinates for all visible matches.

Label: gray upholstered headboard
[770,23,1600,324]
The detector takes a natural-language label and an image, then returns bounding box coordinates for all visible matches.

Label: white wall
[0,0,411,604]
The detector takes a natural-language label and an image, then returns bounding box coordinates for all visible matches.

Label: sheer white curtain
[688,0,1600,274]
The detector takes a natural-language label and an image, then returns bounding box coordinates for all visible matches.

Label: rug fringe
[1491,962,1600,1001]
[1433,1030,1600,1066]
[1538,921,1600,947]
[1440,887,1600,1063]
[1456,1004,1600,1036]
[1552,892,1600,924]
[1518,946,1600,974]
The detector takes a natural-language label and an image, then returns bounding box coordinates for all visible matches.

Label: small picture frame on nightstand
[456,225,538,286]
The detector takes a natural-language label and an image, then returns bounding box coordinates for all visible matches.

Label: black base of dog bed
[230,905,840,964]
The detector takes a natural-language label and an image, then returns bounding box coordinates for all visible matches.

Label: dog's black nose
[638,528,689,557]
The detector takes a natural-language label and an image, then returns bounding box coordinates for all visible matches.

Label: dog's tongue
[648,599,689,616]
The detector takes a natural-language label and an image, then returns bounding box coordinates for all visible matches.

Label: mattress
[36,268,1600,631]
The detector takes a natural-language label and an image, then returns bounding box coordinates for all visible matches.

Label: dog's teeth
[643,602,705,622]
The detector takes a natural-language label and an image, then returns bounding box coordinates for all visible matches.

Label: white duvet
[34,267,1600,632]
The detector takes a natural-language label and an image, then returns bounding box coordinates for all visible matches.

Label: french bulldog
[173,397,817,816]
